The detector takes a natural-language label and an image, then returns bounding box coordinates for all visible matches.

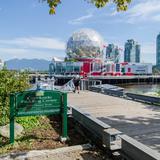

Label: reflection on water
[120,84,160,96]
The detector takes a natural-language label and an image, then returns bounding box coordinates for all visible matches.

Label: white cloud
[0,37,65,50]
[69,14,93,25]
[107,0,160,24]
[126,0,160,23]
[0,36,66,60]
[69,9,95,25]
[0,47,65,60]
[0,48,28,55]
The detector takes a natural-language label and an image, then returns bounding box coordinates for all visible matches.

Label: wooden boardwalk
[68,91,160,152]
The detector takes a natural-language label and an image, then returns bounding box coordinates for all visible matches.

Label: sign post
[61,93,67,141]
[9,90,68,144]
[10,94,15,144]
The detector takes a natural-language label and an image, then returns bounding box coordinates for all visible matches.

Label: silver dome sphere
[66,28,104,59]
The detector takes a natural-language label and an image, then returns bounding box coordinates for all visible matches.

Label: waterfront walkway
[68,91,160,152]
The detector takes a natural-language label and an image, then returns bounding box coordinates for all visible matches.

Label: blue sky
[0,0,159,64]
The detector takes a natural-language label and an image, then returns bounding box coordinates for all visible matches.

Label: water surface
[120,84,160,96]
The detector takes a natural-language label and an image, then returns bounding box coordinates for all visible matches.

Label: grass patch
[0,116,53,154]
[16,116,40,130]
[0,116,88,155]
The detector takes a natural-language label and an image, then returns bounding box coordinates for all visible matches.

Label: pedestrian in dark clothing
[73,75,80,93]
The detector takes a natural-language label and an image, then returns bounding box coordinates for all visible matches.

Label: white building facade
[0,59,4,70]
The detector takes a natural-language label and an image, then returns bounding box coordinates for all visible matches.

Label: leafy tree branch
[41,0,132,14]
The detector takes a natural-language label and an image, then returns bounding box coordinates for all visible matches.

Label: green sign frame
[10,90,68,144]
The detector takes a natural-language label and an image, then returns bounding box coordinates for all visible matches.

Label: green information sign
[10,90,68,144]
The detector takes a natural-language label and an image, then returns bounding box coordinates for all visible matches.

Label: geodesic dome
[66,28,104,59]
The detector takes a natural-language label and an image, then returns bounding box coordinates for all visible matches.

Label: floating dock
[29,74,160,85]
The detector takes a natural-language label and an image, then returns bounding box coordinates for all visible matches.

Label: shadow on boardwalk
[98,104,160,152]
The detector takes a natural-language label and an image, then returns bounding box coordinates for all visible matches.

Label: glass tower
[106,44,120,63]
[124,39,140,63]
[136,44,140,63]
[156,33,160,65]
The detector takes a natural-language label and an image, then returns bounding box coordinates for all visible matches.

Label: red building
[76,58,103,77]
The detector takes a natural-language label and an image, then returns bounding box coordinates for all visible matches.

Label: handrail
[125,92,160,105]
[89,84,160,105]
[60,79,75,92]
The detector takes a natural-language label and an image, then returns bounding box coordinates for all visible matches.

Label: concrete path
[0,144,110,160]
[68,91,160,152]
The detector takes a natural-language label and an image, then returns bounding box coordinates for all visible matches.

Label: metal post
[60,93,68,142]
[10,94,15,144]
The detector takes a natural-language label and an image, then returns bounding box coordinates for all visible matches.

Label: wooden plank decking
[68,91,160,152]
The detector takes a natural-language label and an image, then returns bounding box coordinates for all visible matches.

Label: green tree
[42,0,132,14]
[0,69,30,125]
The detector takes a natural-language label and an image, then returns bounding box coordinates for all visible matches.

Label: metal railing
[103,88,124,97]
[80,79,102,91]
[125,92,160,105]
[60,79,75,92]
[89,84,160,105]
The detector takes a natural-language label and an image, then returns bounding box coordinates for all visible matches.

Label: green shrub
[0,69,30,126]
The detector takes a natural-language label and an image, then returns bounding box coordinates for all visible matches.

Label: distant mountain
[5,58,51,71]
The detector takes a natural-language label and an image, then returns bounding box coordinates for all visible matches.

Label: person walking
[73,75,80,93]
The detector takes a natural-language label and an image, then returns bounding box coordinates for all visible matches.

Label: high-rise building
[0,59,4,70]
[106,44,120,63]
[135,44,140,63]
[124,39,140,63]
[156,33,160,65]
